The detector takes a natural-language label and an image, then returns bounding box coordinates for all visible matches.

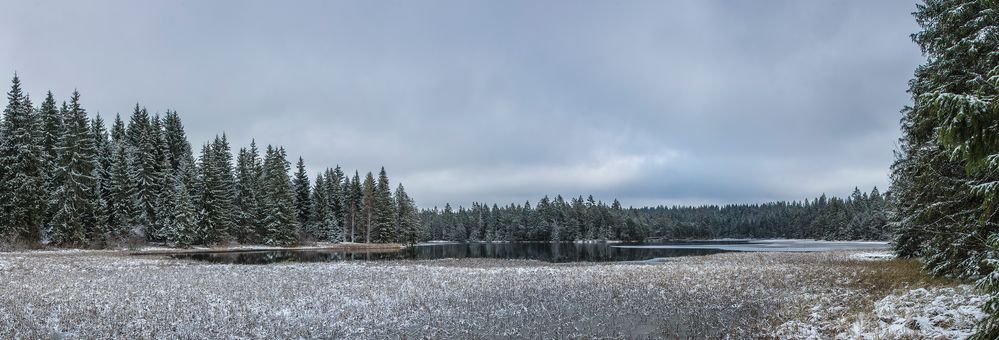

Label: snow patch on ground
[846,252,896,261]
[776,285,986,339]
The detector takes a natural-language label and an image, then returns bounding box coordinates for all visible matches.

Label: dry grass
[0,250,972,339]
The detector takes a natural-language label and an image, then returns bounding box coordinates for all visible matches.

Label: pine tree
[0,75,46,243]
[49,91,100,246]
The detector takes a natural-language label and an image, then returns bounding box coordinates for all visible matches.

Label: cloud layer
[0,0,924,208]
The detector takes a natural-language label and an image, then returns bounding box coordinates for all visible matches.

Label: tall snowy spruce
[234,141,264,243]
[887,1,999,338]
[395,183,419,245]
[107,115,136,237]
[126,104,162,235]
[309,168,343,242]
[90,114,113,239]
[261,146,298,245]
[165,159,198,247]
[374,167,396,243]
[292,157,312,231]
[361,171,376,243]
[345,171,363,243]
[0,75,46,243]
[193,136,236,244]
[49,91,100,246]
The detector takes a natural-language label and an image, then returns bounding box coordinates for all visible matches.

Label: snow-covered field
[0,250,983,338]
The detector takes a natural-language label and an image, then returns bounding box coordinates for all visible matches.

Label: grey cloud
[0,0,923,208]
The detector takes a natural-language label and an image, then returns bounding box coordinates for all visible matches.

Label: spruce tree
[127,104,161,232]
[887,1,999,337]
[395,183,419,245]
[108,142,135,236]
[90,114,113,240]
[234,141,263,243]
[0,75,46,243]
[361,171,376,243]
[345,171,363,243]
[374,167,396,243]
[162,110,193,172]
[193,136,236,245]
[292,157,312,229]
[212,134,236,241]
[170,166,197,247]
[261,146,298,245]
[49,91,100,246]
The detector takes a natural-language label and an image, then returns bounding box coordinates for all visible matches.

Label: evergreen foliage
[0,75,409,248]
[374,167,396,243]
[888,1,999,338]
[261,146,298,245]
[421,188,891,243]
[233,141,264,243]
[48,91,100,246]
[292,157,312,228]
[395,184,419,245]
[0,75,46,242]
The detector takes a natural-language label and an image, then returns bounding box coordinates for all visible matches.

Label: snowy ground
[0,250,982,338]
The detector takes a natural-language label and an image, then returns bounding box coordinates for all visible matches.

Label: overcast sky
[1,0,924,208]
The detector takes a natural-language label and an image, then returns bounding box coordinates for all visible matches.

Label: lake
[167,239,889,264]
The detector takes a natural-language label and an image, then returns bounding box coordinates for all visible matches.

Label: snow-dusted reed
[0,250,981,338]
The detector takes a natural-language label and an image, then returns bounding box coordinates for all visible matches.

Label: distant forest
[419,187,890,242]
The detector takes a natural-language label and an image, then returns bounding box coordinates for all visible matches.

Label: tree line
[0,75,420,248]
[888,0,998,337]
[418,187,890,242]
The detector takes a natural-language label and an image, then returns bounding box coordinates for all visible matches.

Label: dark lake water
[165,240,889,265]
[169,242,729,264]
